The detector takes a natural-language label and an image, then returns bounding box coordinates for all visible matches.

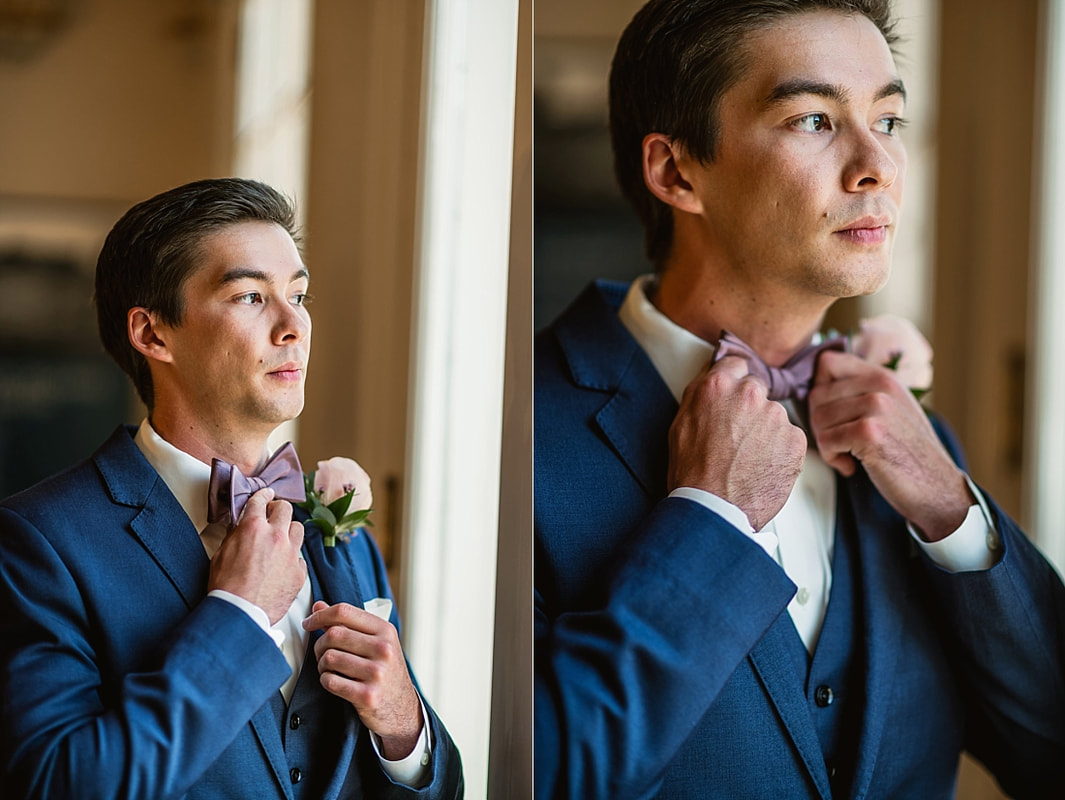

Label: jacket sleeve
[0,507,292,800]
[917,415,1065,799]
[535,496,795,800]
[921,491,1065,799]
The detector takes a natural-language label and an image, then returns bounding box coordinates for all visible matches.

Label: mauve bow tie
[713,330,847,402]
[207,442,305,526]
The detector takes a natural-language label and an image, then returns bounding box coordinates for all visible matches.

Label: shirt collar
[133,418,212,533]
[617,275,807,425]
[618,274,716,403]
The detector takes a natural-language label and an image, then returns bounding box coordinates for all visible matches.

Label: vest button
[290,767,302,784]
[290,714,302,730]
[814,685,834,707]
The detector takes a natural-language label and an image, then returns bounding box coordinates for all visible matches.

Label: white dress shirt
[618,275,999,651]
[132,419,431,786]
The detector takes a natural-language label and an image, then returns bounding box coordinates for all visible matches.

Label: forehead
[734,11,900,108]
[189,221,306,285]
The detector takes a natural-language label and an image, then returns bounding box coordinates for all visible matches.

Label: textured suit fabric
[0,425,463,800]
[534,280,1065,800]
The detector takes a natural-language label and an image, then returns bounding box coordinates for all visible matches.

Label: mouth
[267,362,304,382]
[834,216,892,245]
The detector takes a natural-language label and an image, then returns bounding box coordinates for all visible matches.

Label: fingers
[312,618,395,665]
[303,601,384,634]
[265,495,293,525]
[812,349,863,386]
[288,519,305,549]
[237,487,275,523]
[709,354,752,382]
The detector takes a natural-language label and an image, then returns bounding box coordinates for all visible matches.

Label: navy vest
[781,509,864,797]
[261,552,364,799]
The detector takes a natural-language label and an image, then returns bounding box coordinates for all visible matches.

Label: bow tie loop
[713,330,847,402]
[207,442,305,526]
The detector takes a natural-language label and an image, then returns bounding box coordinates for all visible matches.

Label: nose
[842,129,901,192]
[273,298,311,345]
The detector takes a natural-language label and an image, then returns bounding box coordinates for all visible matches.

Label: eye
[292,292,310,307]
[874,115,908,136]
[235,292,262,305]
[791,113,832,133]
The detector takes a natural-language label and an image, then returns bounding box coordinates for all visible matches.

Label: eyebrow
[763,78,906,108]
[218,267,310,286]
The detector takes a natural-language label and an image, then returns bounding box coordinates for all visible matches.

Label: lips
[268,361,304,380]
[834,215,891,245]
[837,215,891,233]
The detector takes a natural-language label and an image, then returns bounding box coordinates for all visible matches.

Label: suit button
[815,685,834,707]
[290,714,301,730]
[290,767,302,784]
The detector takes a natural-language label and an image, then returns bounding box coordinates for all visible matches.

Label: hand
[808,350,973,541]
[207,488,307,624]
[669,355,807,531]
[303,601,423,759]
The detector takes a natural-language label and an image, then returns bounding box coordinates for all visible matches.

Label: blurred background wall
[0,0,530,796]
[534,1,1058,798]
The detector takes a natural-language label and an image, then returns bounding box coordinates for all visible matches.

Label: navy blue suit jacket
[0,425,463,800]
[535,281,1065,799]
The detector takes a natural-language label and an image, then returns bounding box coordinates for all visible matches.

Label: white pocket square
[363,597,393,621]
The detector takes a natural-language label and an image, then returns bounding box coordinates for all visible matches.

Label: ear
[642,133,704,214]
[128,307,174,364]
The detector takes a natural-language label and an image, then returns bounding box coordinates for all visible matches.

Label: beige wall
[299,0,426,592]
[0,0,236,204]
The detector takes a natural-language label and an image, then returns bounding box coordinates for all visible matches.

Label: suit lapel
[843,471,908,800]
[299,512,367,610]
[95,426,209,608]
[749,618,833,800]
[555,281,677,498]
[251,695,295,800]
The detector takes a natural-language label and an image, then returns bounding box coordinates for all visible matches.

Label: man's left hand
[303,601,423,759]
[808,350,973,542]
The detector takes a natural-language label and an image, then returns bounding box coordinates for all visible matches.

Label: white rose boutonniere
[298,457,374,547]
[850,313,934,400]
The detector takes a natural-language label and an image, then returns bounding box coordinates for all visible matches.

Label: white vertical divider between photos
[1028,0,1065,576]
[403,0,520,796]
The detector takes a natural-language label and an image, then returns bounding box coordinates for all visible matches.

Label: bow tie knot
[207,442,305,526]
[713,330,847,402]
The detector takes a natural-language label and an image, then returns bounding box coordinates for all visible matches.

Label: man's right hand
[668,355,807,532]
[208,488,307,624]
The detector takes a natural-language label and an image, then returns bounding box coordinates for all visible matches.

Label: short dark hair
[94,177,299,409]
[609,0,899,267]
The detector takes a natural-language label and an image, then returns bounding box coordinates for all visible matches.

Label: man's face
[683,11,907,300]
[158,221,311,436]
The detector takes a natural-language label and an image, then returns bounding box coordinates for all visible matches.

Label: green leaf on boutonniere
[298,469,373,547]
[312,504,337,526]
[880,350,931,402]
[326,488,354,522]
[337,508,373,531]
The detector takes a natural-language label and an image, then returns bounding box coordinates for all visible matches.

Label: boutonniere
[297,457,374,547]
[849,313,934,400]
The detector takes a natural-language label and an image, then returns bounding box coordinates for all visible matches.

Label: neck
[655,244,833,366]
[148,409,274,475]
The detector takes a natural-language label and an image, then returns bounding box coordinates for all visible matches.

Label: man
[0,178,463,799]
[535,1,1065,798]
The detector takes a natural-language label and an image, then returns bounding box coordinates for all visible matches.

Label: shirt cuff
[370,694,433,787]
[668,487,780,559]
[207,589,285,647]
[908,475,1001,572]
